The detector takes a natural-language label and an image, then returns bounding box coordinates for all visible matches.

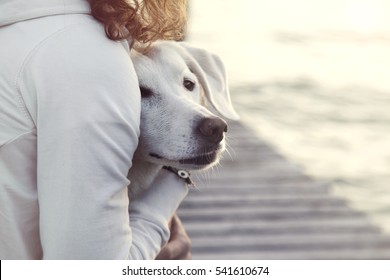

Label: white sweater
[0,0,188,259]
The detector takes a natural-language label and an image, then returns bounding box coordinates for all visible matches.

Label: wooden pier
[178,121,390,259]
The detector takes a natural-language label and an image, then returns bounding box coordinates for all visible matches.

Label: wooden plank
[184,220,381,236]
[190,234,390,253]
[192,250,390,260]
[181,196,348,208]
[179,207,366,223]
[178,121,390,259]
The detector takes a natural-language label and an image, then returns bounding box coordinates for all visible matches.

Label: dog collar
[163,166,195,187]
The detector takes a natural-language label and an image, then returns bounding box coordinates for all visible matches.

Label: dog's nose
[197,117,228,144]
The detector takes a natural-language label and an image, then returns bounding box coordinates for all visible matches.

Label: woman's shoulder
[18,15,139,126]
[29,15,129,67]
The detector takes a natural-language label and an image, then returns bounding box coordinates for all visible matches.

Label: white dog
[128,41,239,197]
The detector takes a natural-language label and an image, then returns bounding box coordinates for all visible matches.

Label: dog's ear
[178,43,240,120]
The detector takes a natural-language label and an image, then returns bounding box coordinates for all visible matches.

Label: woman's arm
[129,170,188,259]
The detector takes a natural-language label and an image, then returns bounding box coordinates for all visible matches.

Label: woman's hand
[156,214,192,260]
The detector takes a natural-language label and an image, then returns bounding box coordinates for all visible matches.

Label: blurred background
[186,0,390,234]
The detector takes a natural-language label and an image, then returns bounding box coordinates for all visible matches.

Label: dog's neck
[127,159,162,199]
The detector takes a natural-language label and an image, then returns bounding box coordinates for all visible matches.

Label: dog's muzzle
[149,117,227,168]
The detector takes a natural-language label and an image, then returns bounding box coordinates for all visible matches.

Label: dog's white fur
[127,41,239,197]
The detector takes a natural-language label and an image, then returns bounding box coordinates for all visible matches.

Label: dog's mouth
[179,152,218,165]
[150,150,219,168]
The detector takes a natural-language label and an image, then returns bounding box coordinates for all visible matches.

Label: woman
[0,0,190,259]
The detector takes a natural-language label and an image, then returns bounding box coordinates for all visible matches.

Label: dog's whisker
[225,134,236,159]
[204,167,213,185]
[224,146,234,161]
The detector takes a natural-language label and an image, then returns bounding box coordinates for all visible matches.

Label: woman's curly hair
[88,0,187,44]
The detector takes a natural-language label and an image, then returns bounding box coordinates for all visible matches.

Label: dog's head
[130,41,239,170]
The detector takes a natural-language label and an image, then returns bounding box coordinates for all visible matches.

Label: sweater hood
[0,0,90,27]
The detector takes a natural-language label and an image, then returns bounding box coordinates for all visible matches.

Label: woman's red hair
[88,0,187,44]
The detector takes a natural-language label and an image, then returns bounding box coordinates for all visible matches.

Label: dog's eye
[140,87,153,98]
[183,78,195,91]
